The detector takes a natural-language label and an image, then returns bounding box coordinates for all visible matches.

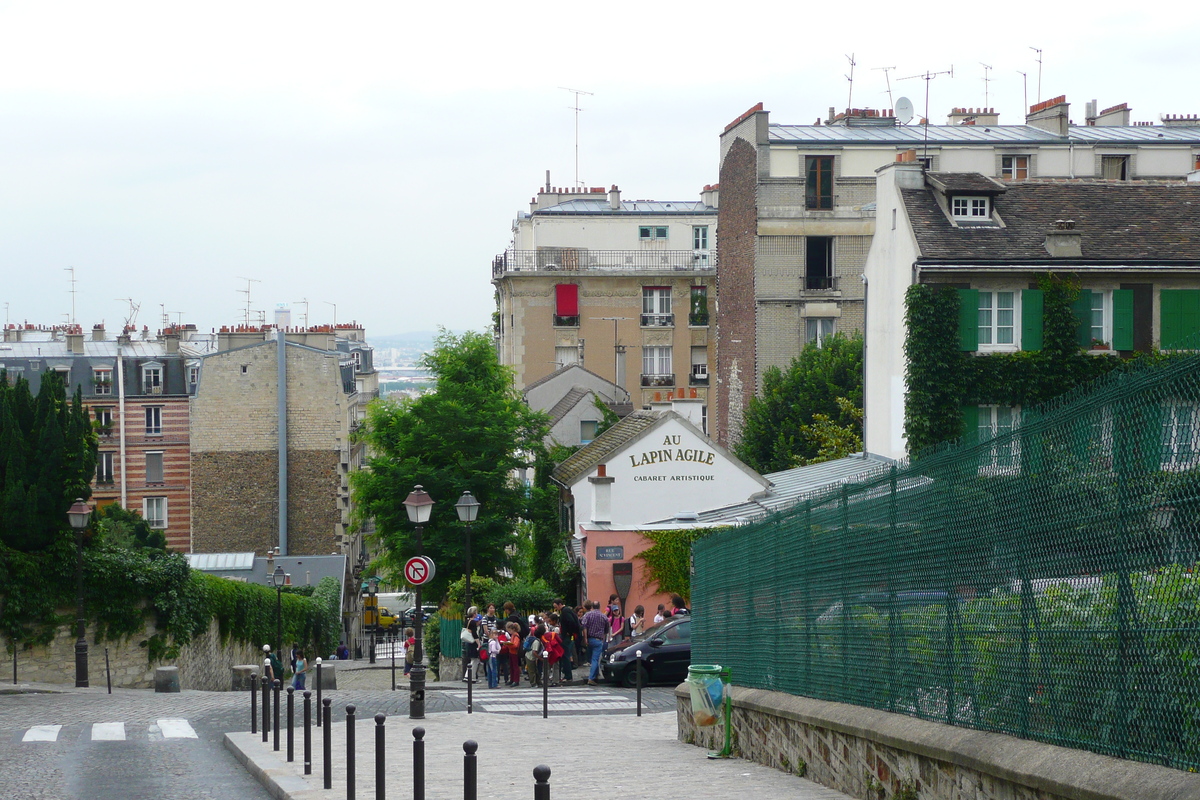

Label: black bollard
[533,765,551,800]
[467,654,473,715]
[463,740,478,800]
[636,649,643,717]
[412,727,425,800]
[542,651,549,719]
[316,658,323,727]
[391,639,396,692]
[370,636,376,664]
[286,686,295,762]
[375,714,386,800]
[346,704,357,800]
[105,647,112,694]
[409,664,426,719]
[251,672,258,734]
[303,690,312,776]
[273,679,282,751]
[262,670,271,742]
[323,698,333,790]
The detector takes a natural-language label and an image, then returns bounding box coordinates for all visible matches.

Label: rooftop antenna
[117,298,140,329]
[1029,47,1043,103]
[294,298,310,329]
[65,267,78,324]
[1017,70,1029,116]
[324,300,337,328]
[160,303,169,329]
[844,53,857,110]
[872,66,896,113]
[980,62,993,108]
[559,87,593,188]
[4,302,8,326]
[899,66,954,161]
[237,277,260,327]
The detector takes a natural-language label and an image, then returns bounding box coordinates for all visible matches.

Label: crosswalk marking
[157,718,197,739]
[91,722,125,741]
[22,725,61,742]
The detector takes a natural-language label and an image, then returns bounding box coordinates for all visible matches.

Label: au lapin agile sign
[629,434,717,482]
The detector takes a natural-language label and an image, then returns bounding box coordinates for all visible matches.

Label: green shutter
[957,289,979,352]
[1112,290,1134,351]
[1161,289,1200,350]
[1070,289,1093,348]
[1021,289,1044,351]
[961,405,980,444]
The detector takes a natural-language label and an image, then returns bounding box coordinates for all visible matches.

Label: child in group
[402,627,416,675]
[486,629,502,688]
[504,621,522,686]
[543,613,565,686]
[524,625,545,687]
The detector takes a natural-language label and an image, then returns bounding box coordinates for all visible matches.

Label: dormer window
[952,196,990,219]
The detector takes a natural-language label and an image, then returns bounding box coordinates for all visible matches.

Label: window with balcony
[554,284,579,327]
[146,451,164,484]
[93,368,112,395]
[805,237,834,290]
[642,287,673,327]
[96,452,114,484]
[692,226,708,250]
[641,346,673,387]
[143,496,167,529]
[690,346,709,385]
[805,156,834,210]
[142,364,163,394]
[689,286,709,326]
[95,407,113,435]
[145,406,162,435]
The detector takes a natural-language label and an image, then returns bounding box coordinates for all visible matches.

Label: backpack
[524,636,543,663]
[404,639,415,664]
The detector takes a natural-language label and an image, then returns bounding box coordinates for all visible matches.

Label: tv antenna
[980,63,993,108]
[294,298,309,328]
[65,267,78,324]
[160,303,169,329]
[117,298,141,329]
[844,53,857,110]
[1016,70,1029,115]
[237,277,260,326]
[324,300,337,328]
[900,66,954,160]
[559,87,593,188]
[1029,47,1042,103]
[872,66,897,114]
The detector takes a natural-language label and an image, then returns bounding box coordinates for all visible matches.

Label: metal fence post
[463,740,478,800]
[316,658,323,727]
[412,726,425,800]
[542,650,549,719]
[105,647,112,694]
[375,714,386,800]
[636,649,643,716]
[286,686,295,762]
[346,704,357,800]
[304,690,312,775]
[250,672,258,734]
[533,765,551,800]
[273,679,282,751]
[323,698,333,790]
[261,667,270,742]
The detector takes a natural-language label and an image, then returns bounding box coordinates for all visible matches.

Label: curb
[225,731,324,800]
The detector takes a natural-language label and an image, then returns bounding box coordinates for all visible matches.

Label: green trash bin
[686,665,724,727]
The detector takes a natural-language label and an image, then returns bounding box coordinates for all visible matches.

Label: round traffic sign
[404,556,436,586]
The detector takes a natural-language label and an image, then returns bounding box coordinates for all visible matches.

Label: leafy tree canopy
[93,503,168,553]
[735,332,864,473]
[351,330,551,598]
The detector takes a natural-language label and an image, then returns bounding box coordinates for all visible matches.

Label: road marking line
[22,725,62,742]
[91,722,125,741]
[157,719,198,739]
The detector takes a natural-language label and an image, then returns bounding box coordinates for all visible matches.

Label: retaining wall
[676,686,1200,800]
[8,616,261,691]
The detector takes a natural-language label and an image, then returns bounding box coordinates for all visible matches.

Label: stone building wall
[676,686,1200,800]
[9,616,260,691]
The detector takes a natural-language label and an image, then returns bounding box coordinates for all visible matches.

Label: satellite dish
[895,97,915,125]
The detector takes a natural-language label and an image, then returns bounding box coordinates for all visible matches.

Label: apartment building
[493,181,718,425]
[714,97,1200,447]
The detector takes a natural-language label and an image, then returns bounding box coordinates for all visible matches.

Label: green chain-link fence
[693,350,1200,770]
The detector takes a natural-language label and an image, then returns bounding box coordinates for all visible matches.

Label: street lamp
[454,491,480,626]
[270,565,286,660]
[67,498,92,688]
[403,485,434,719]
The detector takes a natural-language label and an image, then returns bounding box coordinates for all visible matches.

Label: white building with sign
[552,399,769,615]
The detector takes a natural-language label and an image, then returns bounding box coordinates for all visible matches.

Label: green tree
[93,503,169,552]
[735,332,864,473]
[350,330,551,598]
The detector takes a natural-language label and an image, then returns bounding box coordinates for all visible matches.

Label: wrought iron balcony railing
[641,373,676,388]
[641,313,674,328]
[494,249,716,276]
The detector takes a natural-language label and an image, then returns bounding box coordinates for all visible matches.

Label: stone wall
[676,686,1200,800]
[10,616,261,691]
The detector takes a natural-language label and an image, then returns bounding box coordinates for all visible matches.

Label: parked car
[601,616,691,687]
[401,605,438,626]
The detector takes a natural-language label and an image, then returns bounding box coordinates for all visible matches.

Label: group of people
[459,594,690,687]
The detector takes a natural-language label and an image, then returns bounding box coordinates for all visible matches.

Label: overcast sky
[2,2,1195,338]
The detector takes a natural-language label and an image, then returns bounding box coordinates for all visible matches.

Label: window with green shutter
[1160,289,1200,350]
[1021,289,1043,351]
[1070,289,1094,348]
[957,289,979,351]
[1112,289,1134,350]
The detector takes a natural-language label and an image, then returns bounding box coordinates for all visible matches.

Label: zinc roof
[537,199,716,215]
[769,123,1200,147]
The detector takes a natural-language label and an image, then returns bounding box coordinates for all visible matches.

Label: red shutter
[555,284,578,316]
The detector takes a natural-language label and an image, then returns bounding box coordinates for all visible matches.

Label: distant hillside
[367,331,439,350]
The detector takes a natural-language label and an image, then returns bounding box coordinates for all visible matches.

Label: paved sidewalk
[226,707,854,800]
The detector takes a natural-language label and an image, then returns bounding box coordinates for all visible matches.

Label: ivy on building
[635,527,721,602]
[903,274,1155,456]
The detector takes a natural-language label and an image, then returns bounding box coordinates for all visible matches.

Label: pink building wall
[582,528,675,625]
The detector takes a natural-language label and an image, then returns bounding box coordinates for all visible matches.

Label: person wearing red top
[503,621,522,686]
[543,613,566,686]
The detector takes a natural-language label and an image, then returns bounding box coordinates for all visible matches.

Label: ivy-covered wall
[903,274,1151,455]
